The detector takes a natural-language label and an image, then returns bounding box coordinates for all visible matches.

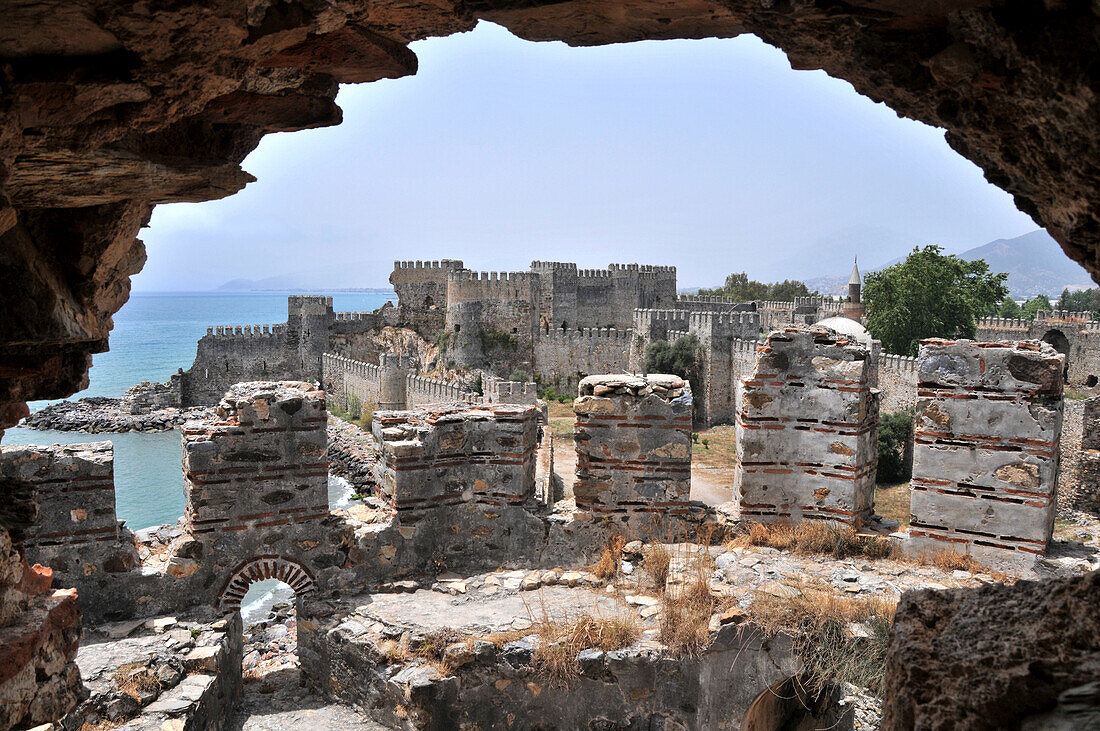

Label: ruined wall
[533,328,633,389]
[182,382,330,543]
[390,260,465,335]
[481,371,538,405]
[573,374,693,527]
[734,327,878,527]
[371,404,539,522]
[119,376,182,414]
[908,339,1063,569]
[0,442,138,589]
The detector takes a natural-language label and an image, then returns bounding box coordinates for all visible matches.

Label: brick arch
[218,555,317,612]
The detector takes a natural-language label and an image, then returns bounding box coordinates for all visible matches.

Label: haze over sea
[3,291,393,532]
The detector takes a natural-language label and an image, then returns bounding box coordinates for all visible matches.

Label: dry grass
[534,613,641,686]
[642,543,672,593]
[591,534,626,580]
[749,588,897,694]
[689,424,738,470]
[659,575,716,658]
[729,521,896,561]
[928,549,984,573]
[112,662,160,701]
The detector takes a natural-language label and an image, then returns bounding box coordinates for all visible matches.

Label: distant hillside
[959,230,1093,298]
[805,230,1094,299]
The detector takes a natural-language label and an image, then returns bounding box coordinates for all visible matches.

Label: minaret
[844,258,865,322]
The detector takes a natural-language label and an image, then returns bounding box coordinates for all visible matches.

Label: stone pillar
[378,353,414,410]
[908,339,1063,568]
[573,373,693,526]
[0,441,138,583]
[734,327,878,527]
[372,403,539,523]
[182,381,329,539]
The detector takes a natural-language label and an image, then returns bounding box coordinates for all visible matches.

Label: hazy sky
[136,22,1039,292]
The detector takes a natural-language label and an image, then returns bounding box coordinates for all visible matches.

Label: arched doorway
[218,555,316,612]
[1041,329,1071,383]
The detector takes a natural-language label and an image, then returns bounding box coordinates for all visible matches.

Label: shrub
[508,368,532,383]
[877,408,914,483]
[591,534,626,580]
[347,394,363,420]
[644,334,702,409]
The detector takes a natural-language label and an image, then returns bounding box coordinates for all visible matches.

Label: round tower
[379,353,415,410]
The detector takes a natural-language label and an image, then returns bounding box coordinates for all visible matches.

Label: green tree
[995,296,1022,318]
[1058,287,1100,316]
[644,334,702,409]
[1021,294,1052,320]
[863,245,1008,356]
[699,272,815,301]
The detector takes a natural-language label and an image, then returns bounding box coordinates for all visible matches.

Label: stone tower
[843,258,865,322]
[287,295,335,383]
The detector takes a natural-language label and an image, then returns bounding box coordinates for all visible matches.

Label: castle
[170,260,870,427]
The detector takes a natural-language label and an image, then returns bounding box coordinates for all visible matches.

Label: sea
[3,290,393,619]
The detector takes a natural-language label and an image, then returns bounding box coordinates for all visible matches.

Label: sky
[135,21,1039,292]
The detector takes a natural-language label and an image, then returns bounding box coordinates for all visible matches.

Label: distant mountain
[958,230,1093,298]
[805,230,1094,299]
[214,257,395,291]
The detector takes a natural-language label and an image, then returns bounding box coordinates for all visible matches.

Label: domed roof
[815,316,873,345]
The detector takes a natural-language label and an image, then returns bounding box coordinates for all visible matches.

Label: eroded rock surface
[1,1,1099,429]
[881,570,1100,730]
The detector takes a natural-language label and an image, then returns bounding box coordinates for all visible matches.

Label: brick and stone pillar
[0,441,138,582]
[182,381,329,539]
[734,327,878,527]
[373,403,539,523]
[908,339,1064,568]
[573,374,693,526]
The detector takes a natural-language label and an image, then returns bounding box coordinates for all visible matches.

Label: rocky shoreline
[20,397,214,433]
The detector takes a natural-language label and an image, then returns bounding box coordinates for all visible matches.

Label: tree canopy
[1020,294,1053,321]
[994,296,1022,318]
[644,334,702,412]
[864,245,1008,356]
[1058,287,1100,316]
[699,272,815,301]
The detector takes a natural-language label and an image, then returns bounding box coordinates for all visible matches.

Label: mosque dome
[814,316,873,345]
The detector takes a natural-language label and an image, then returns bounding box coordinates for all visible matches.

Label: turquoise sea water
[3,291,392,532]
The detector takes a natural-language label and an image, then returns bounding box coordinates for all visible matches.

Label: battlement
[758,300,796,310]
[880,353,918,372]
[324,353,381,381]
[686,310,761,329]
[406,374,481,405]
[577,268,612,279]
[608,263,676,274]
[543,327,633,341]
[732,337,758,354]
[335,311,373,321]
[530,261,578,273]
[1037,309,1096,323]
[677,294,744,305]
[447,270,540,283]
[393,259,465,270]
[205,323,286,338]
[976,317,1031,330]
[288,295,333,307]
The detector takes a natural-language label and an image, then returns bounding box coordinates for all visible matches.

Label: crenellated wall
[877,352,919,413]
[533,327,633,389]
[975,311,1100,386]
